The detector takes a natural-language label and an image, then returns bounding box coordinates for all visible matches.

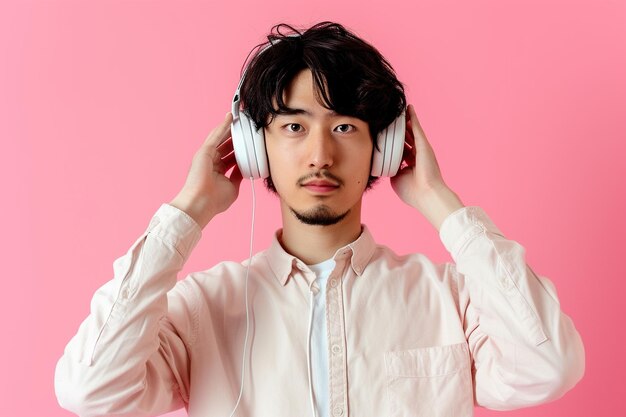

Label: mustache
[297,170,343,186]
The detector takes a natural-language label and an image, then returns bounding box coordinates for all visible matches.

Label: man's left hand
[390,104,465,231]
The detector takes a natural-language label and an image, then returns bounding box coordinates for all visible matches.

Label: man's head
[239,21,407,192]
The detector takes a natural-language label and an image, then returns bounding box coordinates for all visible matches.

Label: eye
[285,123,303,133]
[334,124,355,133]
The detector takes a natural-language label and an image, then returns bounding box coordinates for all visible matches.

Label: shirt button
[329,279,338,288]
[333,407,344,416]
[121,287,129,299]
[331,344,342,354]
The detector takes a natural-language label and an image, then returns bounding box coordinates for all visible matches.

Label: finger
[203,112,234,148]
[404,121,416,149]
[217,136,235,154]
[213,149,237,172]
[404,140,416,158]
[407,105,442,175]
[408,104,427,141]
[228,164,244,188]
[401,141,416,168]
[221,149,238,170]
[408,104,436,160]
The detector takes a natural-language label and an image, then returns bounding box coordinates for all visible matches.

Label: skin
[263,70,373,263]
[170,69,465,264]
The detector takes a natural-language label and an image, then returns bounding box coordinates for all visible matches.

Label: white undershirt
[308,258,335,417]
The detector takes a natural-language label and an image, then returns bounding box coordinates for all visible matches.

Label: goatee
[290,205,349,226]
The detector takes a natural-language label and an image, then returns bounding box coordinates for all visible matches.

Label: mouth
[300,179,340,193]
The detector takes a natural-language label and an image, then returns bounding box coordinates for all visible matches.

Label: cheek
[265,159,291,195]
[265,144,281,174]
[359,148,374,175]
[348,158,372,189]
[266,139,295,168]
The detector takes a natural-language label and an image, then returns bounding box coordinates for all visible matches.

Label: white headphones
[230,37,406,179]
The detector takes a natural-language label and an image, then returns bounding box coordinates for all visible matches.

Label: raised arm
[55,113,242,416]
[391,104,584,409]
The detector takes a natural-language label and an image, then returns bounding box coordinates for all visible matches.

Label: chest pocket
[384,342,474,417]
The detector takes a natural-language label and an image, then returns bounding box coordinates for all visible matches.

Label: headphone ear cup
[371,110,406,177]
[231,113,269,179]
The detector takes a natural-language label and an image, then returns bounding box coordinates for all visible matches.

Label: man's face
[264,69,373,227]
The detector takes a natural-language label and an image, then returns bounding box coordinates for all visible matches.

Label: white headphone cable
[228,177,256,417]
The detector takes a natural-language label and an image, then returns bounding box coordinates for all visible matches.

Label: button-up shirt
[55,204,585,417]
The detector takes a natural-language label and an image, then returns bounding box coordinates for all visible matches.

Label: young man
[55,22,584,417]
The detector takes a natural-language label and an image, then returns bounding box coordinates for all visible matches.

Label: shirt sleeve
[438,206,585,410]
[54,204,202,417]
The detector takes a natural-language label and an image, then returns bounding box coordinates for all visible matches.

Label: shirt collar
[264,225,377,286]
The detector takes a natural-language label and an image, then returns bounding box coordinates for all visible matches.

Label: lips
[301,179,339,193]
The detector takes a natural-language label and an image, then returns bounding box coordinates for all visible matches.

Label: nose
[307,129,334,169]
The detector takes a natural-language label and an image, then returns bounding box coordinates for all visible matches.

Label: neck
[279,202,363,265]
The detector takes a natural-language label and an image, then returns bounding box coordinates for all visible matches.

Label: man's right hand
[169,112,243,229]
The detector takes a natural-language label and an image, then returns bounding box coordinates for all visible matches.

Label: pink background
[1,0,624,415]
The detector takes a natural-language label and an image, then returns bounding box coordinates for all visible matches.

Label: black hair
[239,21,406,191]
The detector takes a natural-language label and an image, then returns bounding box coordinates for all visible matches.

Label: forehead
[281,70,325,110]
[276,69,348,119]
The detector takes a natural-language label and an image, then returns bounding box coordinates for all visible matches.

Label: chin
[289,205,350,226]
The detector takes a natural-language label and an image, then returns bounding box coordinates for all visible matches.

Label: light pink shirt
[55,204,584,417]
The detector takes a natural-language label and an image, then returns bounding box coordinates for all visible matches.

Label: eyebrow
[275,107,339,117]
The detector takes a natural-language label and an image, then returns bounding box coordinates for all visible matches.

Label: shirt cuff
[438,206,505,261]
[144,204,203,259]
